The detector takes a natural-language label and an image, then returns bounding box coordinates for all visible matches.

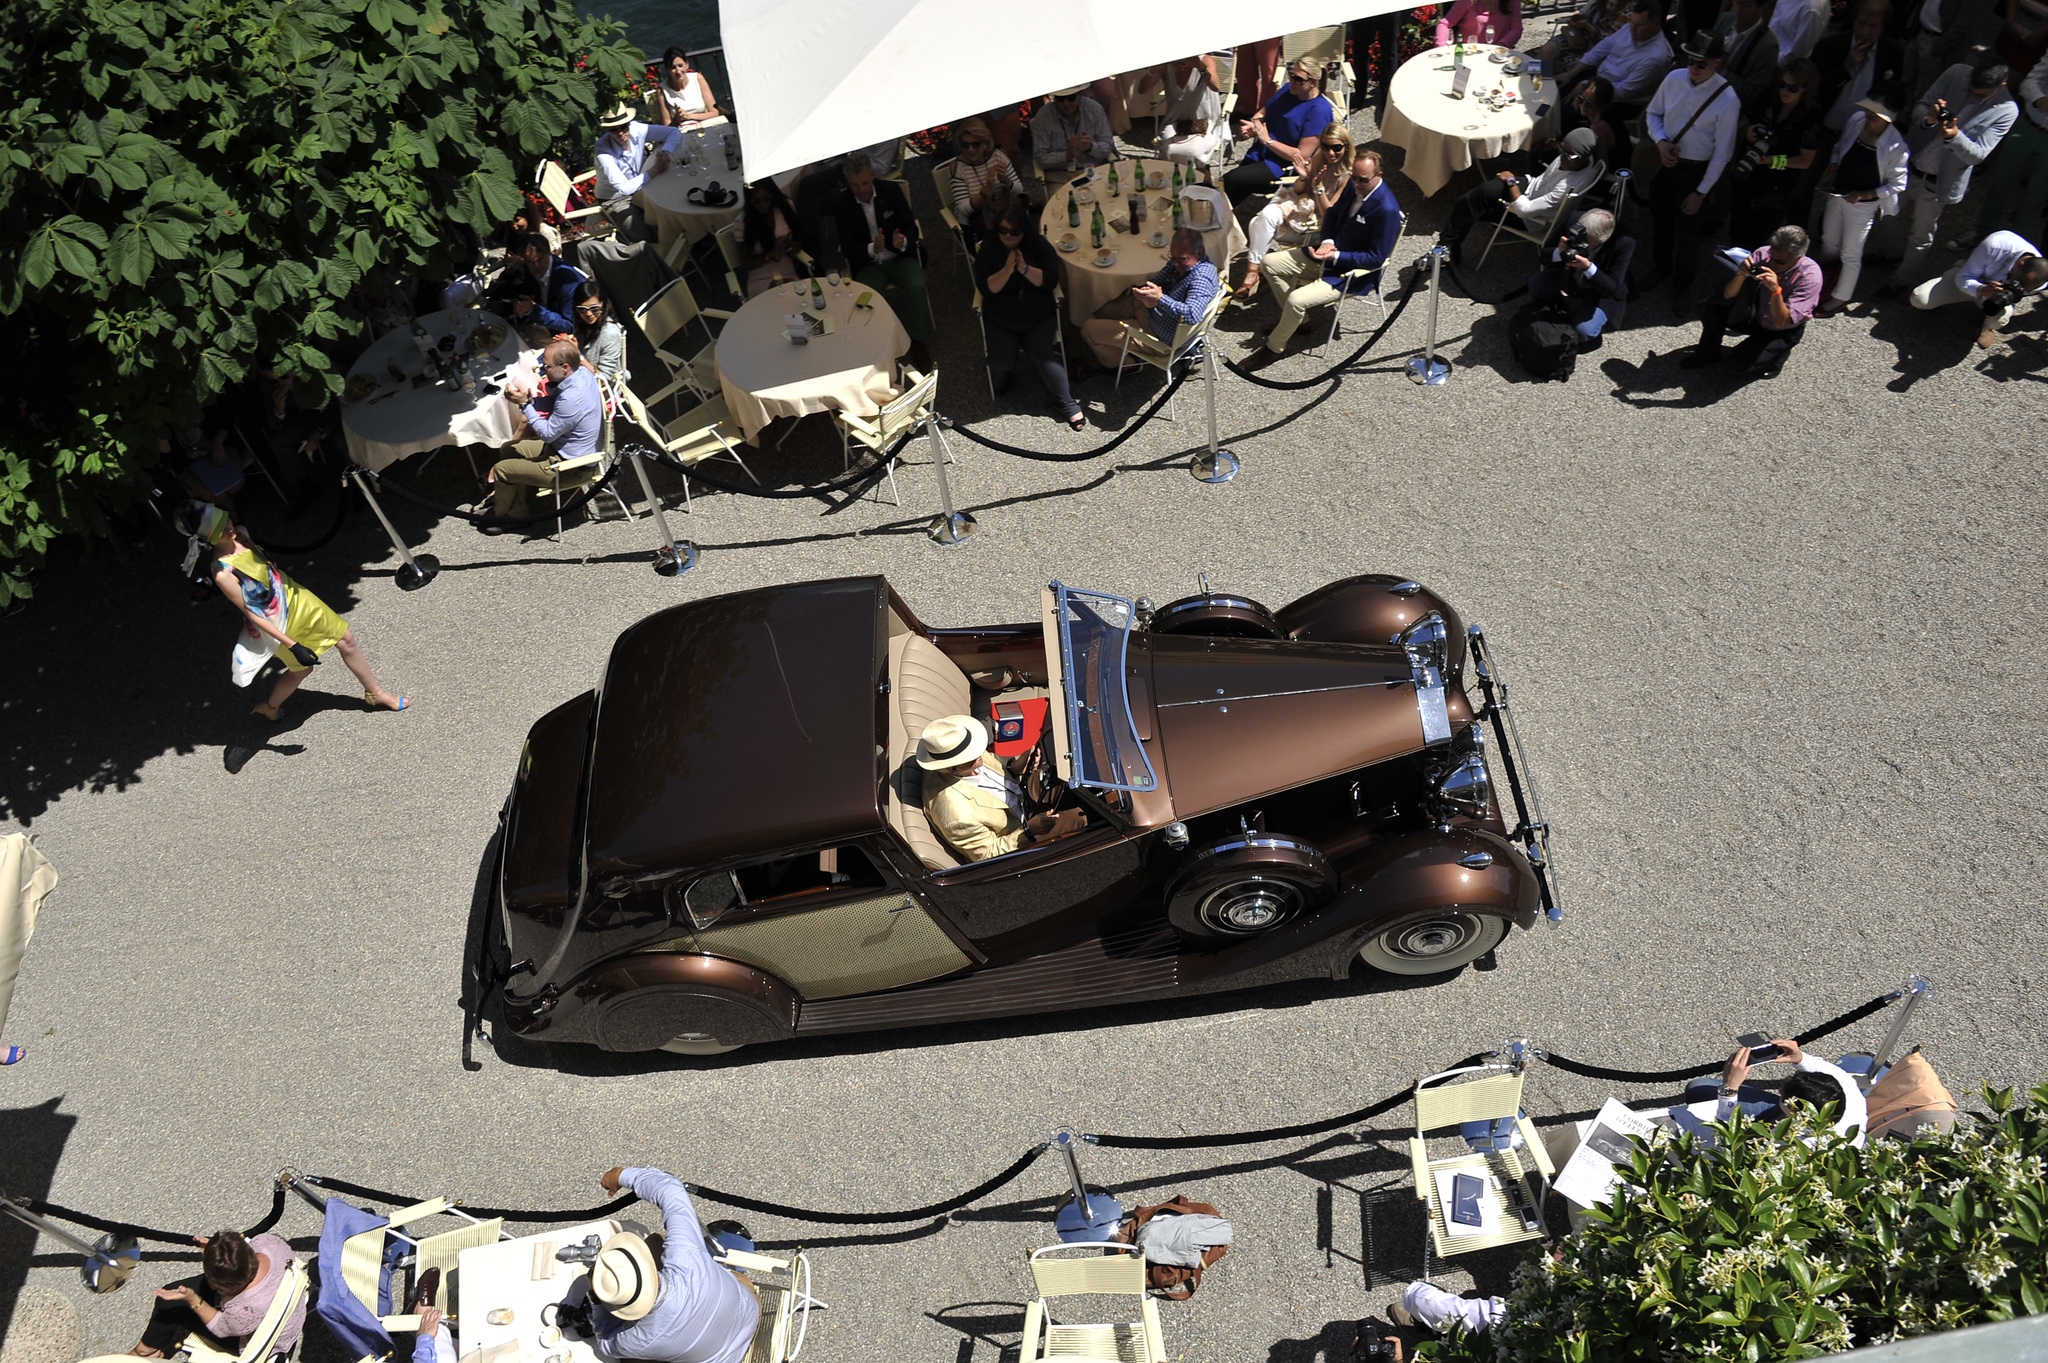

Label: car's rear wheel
[1356,910,1506,975]
[660,1033,744,1056]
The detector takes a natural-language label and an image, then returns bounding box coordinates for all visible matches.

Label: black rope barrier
[15,988,1905,1242]
[948,366,1193,462]
[357,462,625,531]
[634,443,900,502]
[1220,269,1422,391]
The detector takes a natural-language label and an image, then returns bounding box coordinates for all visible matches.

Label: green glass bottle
[1454,36,1465,67]
[1172,163,1183,194]
[1107,161,1119,199]
[1091,202,1105,249]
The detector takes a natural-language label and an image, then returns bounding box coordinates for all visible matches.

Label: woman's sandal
[1,1046,24,1065]
[365,691,409,713]
[1066,411,1088,432]
[250,702,281,722]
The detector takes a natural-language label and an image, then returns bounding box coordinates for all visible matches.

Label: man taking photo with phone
[1682,1036,1869,1145]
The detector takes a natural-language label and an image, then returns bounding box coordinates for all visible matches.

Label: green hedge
[1422,1083,2048,1361]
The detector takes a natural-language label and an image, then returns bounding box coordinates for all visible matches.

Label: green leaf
[51,232,97,279]
[132,66,173,109]
[2023,1276,2046,1316]
[1702,1311,1742,1328]
[107,223,154,286]
[21,231,57,290]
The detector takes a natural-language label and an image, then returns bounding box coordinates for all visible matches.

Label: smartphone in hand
[1736,1031,1783,1064]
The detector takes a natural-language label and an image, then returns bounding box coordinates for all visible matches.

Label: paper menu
[1553,1097,1659,1208]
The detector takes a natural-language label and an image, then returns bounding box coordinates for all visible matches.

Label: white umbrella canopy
[721,0,1412,183]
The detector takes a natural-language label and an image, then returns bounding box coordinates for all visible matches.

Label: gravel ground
[3,68,2045,1363]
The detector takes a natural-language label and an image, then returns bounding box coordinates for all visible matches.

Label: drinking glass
[827,271,842,291]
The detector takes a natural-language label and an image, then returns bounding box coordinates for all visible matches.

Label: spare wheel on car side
[1165,833,1337,941]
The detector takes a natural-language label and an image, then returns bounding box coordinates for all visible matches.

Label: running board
[793,921,1180,1034]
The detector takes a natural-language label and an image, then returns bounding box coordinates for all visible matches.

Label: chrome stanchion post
[924,414,976,547]
[1405,246,1452,387]
[1189,341,1242,484]
[625,448,697,576]
[0,1197,142,1294]
[349,468,439,591]
[1869,975,1935,1072]
[1049,1128,1123,1243]
[1610,167,1634,225]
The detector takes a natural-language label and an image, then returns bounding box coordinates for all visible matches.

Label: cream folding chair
[714,218,816,302]
[833,366,957,507]
[716,1246,828,1362]
[1021,1243,1165,1363]
[534,160,606,236]
[633,275,731,413]
[1410,1064,1555,1283]
[1311,209,1408,357]
[1477,165,1605,268]
[1115,283,1228,421]
[532,375,638,539]
[615,376,758,510]
[1279,28,1356,110]
[163,1255,306,1363]
[880,136,913,185]
[971,286,1070,401]
[933,157,975,276]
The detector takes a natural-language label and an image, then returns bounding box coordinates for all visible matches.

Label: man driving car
[917,715,1084,862]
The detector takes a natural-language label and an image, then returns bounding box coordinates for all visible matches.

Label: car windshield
[1042,581,1157,793]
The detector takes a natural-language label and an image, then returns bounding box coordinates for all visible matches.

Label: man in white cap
[593,104,683,243]
[586,1166,758,1363]
[917,715,1084,862]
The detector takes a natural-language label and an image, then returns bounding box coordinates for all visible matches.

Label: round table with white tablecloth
[1037,160,1245,325]
[1381,47,1545,197]
[634,127,802,259]
[714,277,910,445]
[339,309,534,472]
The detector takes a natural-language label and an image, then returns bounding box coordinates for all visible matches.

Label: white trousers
[1403,1281,1506,1335]
[1161,127,1221,168]
[1818,194,1882,302]
[1891,175,1946,286]
[1246,199,1308,264]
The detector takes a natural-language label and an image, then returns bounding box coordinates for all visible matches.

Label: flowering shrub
[1422,1084,2048,1361]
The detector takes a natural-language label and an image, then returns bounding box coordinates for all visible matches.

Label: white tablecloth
[635,129,801,257]
[715,278,910,444]
[1382,47,1544,196]
[1037,161,1245,324]
[340,309,532,472]
[456,1220,621,1363]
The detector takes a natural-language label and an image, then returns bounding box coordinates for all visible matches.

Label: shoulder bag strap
[1671,76,1732,145]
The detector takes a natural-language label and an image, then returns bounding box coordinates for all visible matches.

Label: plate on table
[1057,234,1079,253]
[344,373,379,403]
[1076,189,1096,204]
[469,322,507,354]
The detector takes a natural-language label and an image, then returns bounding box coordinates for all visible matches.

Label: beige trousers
[1261,247,1342,351]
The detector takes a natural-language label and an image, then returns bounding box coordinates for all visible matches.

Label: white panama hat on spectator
[599,104,637,129]
[589,1231,660,1320]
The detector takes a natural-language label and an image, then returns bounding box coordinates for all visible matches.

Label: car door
[663,844,976,1000]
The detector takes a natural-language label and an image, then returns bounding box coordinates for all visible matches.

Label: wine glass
[827,270,842,293]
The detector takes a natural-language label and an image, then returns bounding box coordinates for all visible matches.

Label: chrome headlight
[1433,753,1491,823]
[1394,611,1449,673]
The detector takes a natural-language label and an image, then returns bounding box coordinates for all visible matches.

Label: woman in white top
[650,47,722,126]
[1814,95,1910,316]
[1158,55,1224,169]
[948,116,1027,251]
[1235,122,1355,300]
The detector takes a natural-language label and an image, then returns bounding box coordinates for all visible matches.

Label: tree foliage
[1422,1085,2048,1362]
[0,0,645,601]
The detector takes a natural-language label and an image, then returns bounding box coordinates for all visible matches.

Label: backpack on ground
[1509,301,1580,382]
[1114,1194,1232,1299]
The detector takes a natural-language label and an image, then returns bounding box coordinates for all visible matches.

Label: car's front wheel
[1356,910,1507,975]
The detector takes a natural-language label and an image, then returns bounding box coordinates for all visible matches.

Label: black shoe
[1744,361,1783,380]
[1444,242,1463,268]
[1577,331,1603,353]
[705,1218,751,1242]
[1678,345,1724,369]
[1872,281,1907,300]
[412,1267,441,1313]
[994,369,1016,395]
[907,340,933,372]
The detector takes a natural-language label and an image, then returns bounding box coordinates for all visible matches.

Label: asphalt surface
[3,53,2045,1362]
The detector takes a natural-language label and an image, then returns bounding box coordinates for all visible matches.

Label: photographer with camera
[1878,61,2017,293]
[1908,229,2047,347]
[1729,60,1826,246]
[1528,208,1635,344]
[1438,128,1605,266]
[1680,223,1823,376]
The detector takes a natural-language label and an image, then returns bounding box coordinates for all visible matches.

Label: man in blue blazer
[1253,149,1404,353]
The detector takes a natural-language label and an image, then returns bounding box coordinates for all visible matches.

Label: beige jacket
[923,755,1025,862]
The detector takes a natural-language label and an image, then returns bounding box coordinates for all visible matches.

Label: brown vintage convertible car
[491,574,1560,1054]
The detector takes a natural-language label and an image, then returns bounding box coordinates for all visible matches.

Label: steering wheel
[1017,724,1069,816]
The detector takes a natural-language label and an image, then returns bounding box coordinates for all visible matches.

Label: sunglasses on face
[575,304,603,314]
[1055,94,1079,103]
[1688,59,1713,68]
[998,228,1023,238]
[1780,80,1802,90]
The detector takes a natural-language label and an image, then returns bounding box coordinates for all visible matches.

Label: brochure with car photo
[1554,1097,1659,1207]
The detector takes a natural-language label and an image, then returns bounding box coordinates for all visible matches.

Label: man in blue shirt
[1221,59,1338,203]
[593,103,684,243]
[587,1165,760,1363]
[1252,149,1404,353]
[516,232,586,336]
[486,338,605,522]
[1078,228,1222,367]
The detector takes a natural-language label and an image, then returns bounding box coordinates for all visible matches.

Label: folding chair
[933,157,975,276]
[833,366,957,507]
[1313,210,1408,356]
[309,1192,506,1363]
[880,136,913,185]
[615,377,758,510]
[1115,284,1229,421]
[1020,1243,1165,1363]
[1477,165,1605,268]
[715,1245,828,1362]
[1279,28,1356,113]
[972,286,1069,401]
[533,160,606,238]
[530,375,638,540]
[1409,1063,1554,1283]
[160,1255,306,1363]
[714,218,816,303]
[633,275,732,413]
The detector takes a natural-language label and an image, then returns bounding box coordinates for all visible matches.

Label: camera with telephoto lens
[1728,122,1775,180]
[1559,221,1592,259]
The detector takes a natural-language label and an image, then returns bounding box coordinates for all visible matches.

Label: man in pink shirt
[1680,224,1823,377]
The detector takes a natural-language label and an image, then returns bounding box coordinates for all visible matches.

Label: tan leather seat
[885,632,973,870]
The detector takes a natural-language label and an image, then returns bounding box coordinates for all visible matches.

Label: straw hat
[599,104,637,129]
[1854,94,1898,122]
[916,715,989,771]
[589,1232,660,1320]
[1050,84,1088,98]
